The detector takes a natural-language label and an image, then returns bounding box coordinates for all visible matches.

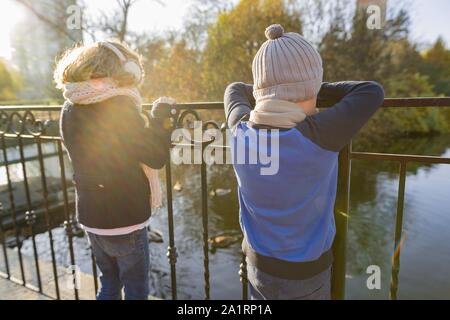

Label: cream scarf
[63,78,162,209]
[249,99,307,129]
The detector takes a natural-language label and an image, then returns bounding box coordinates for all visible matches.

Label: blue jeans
[247,259,332,300]
[87,228,150,300]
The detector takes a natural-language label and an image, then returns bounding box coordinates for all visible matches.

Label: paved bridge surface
[0,276,50,300]
[0,244,160,300]
[0,244,96,300]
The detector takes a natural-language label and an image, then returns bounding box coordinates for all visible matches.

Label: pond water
[2,134,450,300]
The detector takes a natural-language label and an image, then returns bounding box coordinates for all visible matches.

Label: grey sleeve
[297,81,385,152]
[224,82,255,130]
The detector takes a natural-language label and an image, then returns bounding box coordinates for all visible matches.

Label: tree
[15,0,83,42]
[419,38,450,96]
[181,0,231,52]
[316,2,449,144]
[11,0,83,99]
[319,5,411,83]
[0,60,22,101]
[15,0,165,43]
[140,38,203,102]
[89,0,160,42]
[202,0,303,100]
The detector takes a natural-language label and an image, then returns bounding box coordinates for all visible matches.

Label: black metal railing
[0,97,449,300]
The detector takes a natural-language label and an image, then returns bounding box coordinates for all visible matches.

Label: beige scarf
[249,99,307,129]
[63,78,162,209]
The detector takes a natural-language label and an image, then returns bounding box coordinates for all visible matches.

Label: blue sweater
[224,81,384,277]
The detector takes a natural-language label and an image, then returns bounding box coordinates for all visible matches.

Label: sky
[0,0,450,60]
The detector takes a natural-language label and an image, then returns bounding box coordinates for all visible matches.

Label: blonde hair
[54,40,144,89]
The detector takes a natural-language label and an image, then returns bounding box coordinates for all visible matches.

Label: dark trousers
[87,228,150,300]
[247,259,332,300]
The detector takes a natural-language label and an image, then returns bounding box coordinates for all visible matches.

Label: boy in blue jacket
[224,24,384,300]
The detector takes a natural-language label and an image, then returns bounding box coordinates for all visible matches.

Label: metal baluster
[1,135,26,284]
[0,202,11,278]
[239,254,248,300]
[35,137,60,299]
[331,143,351,300]
[390,160,407,300]
[200,139,212,300]
[57,140,79,300]
[165,161,178,300]
[17,136,42,292]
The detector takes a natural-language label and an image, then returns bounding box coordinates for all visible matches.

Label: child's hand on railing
[151,97,177,119]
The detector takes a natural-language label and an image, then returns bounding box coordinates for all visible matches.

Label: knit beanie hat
[252,24,323,103]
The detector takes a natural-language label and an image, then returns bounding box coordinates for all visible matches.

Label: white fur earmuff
[99,41,142,83]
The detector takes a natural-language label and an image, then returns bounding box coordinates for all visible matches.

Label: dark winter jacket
[60,96,170,229]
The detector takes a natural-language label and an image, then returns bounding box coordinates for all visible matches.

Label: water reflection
[347,134,450,299]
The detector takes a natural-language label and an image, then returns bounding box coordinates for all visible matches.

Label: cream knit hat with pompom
[252,24,323,103]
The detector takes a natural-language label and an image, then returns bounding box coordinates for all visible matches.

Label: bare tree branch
[16,0,165,44]
[14,0,80,42]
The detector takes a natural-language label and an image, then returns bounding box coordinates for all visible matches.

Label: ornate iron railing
[0,98,449,300]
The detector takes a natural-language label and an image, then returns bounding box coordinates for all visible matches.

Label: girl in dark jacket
[55,40,171,300]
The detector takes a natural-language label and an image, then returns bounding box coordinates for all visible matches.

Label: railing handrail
[0,97,450,111]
